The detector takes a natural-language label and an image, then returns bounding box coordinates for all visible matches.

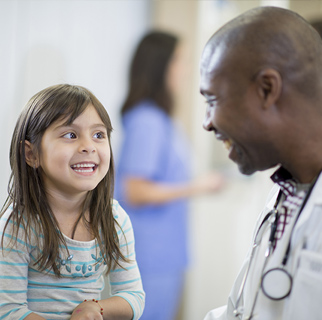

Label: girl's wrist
[83,299,104,315]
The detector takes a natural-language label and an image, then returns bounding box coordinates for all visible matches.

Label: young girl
[0,84,145,320]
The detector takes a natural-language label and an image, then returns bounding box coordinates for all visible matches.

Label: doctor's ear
[255,68,282,109]
[24,140,39,168]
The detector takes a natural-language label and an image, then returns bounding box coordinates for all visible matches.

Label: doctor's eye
[205,98,218,108]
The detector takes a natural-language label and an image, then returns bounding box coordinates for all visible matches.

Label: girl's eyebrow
[53,123,107,131]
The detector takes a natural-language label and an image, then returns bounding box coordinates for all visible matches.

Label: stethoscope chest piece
[261,267,292,300]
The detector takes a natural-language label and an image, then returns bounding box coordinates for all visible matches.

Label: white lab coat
[204,173,322,320]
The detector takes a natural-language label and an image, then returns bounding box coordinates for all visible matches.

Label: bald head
[200,7,322,181]
[202,6,322,99]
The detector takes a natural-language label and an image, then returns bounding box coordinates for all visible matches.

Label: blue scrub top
[115,100,190,274]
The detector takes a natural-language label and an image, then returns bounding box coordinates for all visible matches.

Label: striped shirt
[270,167,309,245]
[0,200,145,320]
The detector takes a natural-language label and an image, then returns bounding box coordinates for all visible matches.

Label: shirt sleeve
[119,105,168,180]
[0,211,34,319]
[109,200,145,320]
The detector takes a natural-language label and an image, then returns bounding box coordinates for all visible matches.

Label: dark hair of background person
[121,31,178,116]
[310,18,322,38]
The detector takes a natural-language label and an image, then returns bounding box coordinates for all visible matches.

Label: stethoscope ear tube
[261,267,293,300]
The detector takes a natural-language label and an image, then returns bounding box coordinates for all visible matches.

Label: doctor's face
[200,43,278,175]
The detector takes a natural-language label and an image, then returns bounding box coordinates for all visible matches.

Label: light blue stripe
[28,266,64,277]
[128,292,144,315]
[113,294,136,320]
[0,308,20,320]
[28,285,83,292]
[28,298,80,304]
[2,247,25,254]
[112,201,120,210]
[125,252,135,258]
[0,290,26,294]
[120,240,134,247]
[121,215,129,229]
[28,283,104,291]
[28,278,99,286]
[122,227,131,234]
[1,232,36,249]
[41,311,66,315]
[117,226,132,236]
[21,214,40,238]
[30,258,102,266]
[60,243,99,251]
[2,208,40,239]
[18,311,32,320]
[110,277,141,286]
[0,261,28,266]
[122,290,145,301]
[0,302,14,307]
[117,215,130,235]
[28,266,78,278]
[116,290,145,315]
[111,264,137,273]
[68,259,102,265]
[0,275,27,280]
[6,218,39,238]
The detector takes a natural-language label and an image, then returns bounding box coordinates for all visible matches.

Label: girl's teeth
[74,168,93,173]
[72,163,95,168]
[71,163,96,172]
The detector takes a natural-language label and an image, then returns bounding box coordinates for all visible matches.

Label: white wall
[0,0,151,205]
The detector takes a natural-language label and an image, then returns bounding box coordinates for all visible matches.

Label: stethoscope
[233,176,317,320]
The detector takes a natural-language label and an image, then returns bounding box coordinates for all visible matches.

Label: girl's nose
[79,138,96,153]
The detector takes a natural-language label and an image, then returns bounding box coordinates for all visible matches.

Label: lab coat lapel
[294,172,322,231]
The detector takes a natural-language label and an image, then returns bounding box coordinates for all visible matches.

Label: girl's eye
[93,131,106,139]
[63,132,77,139]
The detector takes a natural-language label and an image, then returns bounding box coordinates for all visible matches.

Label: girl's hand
[70,300,103,320]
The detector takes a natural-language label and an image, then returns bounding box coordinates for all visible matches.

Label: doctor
[200,6,322,320]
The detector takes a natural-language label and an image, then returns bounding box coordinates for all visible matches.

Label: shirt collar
[270,166,297,197]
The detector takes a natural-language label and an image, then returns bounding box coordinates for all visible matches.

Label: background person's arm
[124,172,224,206]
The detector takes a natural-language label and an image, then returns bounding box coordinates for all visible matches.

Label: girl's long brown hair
[1,84,128,276]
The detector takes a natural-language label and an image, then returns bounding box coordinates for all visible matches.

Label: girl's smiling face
[37,104,111,199]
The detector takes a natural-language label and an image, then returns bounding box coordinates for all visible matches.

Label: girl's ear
[24,140,39,168]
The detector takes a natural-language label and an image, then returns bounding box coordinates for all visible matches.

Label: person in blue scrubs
[115,31,224,320]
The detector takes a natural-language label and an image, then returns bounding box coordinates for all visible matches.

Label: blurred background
[1,1,322,319]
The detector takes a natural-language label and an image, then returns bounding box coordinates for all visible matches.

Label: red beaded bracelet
[84,299,104,315]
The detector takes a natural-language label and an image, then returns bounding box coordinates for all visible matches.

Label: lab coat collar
[294,171,322,230]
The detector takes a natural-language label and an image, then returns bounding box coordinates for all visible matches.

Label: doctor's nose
[203,105,215,131]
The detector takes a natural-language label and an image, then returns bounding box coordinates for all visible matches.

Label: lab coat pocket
[285,250,322,320]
